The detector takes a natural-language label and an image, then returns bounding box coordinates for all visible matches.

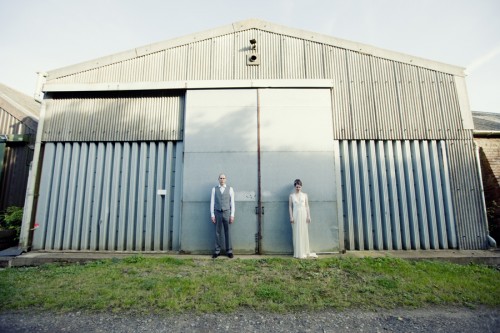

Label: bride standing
[289,179,317,259]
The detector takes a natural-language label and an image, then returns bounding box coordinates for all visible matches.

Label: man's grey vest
[214,186,231,211]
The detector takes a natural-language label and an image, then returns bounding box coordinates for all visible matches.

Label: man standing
[210,173,235,258]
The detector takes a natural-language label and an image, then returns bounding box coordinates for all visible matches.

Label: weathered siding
[32,141,182,251]
[42,92,184,142]
[0,106,37,210]
[338,140,458,250]
[48,29,466,141]
[447,139,489,249]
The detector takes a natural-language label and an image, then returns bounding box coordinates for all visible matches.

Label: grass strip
[0,256,498,313]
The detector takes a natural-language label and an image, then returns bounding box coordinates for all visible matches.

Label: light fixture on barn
[247,38,260,66]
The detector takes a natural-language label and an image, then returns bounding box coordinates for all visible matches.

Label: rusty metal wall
[32,141,182,251]
[42,92,184,142]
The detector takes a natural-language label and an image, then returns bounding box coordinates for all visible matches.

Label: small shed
[21,19,490,253]
[473,111,500,245]
[0,83,39,211]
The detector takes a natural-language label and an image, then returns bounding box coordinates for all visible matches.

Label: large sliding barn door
[181,88,339,254]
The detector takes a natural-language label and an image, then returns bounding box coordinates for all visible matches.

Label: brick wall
[475,137,500,245]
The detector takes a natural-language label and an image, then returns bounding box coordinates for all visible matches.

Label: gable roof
[46,18,464,81]
[0,83,40,122]
[472,111,500,133]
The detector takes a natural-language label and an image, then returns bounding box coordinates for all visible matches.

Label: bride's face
[295,184,302,192]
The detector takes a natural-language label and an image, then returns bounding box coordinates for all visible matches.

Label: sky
[1,0,499,113]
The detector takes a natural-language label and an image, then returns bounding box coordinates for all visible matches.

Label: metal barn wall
[42,92,184,142]
[36,21,488,251]
[0,106,37,210]
[0,106,37,135]
[338,140,458,250]
[0,145,34,210]
[45,27,468,141]
[32,141,182,251]
[45,28,468,142]
[446,140,489,249]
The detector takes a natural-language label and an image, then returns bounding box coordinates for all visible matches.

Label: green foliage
[0,206,23,240]
[0,256,498,314]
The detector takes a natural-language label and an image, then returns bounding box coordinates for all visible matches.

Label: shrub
[0,206,24,240]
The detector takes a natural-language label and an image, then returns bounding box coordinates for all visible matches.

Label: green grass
[0,256,498,313]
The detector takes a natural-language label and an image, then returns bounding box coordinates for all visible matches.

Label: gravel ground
[0,307,498,333]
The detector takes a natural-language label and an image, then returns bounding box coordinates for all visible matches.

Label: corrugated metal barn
[21,19,491,253]
[0,83,39,211]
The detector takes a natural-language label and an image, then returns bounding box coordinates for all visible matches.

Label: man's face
[219,175,226,186]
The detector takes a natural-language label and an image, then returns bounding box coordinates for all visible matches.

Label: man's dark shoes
[228,253,234,258]
[212,253,219,258]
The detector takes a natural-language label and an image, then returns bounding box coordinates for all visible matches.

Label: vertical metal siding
[305,41,324,79]
[43,94,184,142]
[418,68,443,139]
[394,63,426,140]
[211,34,235,80]
[446,140,488,249]
[259,31,283,79]
[339,140,458,250]
[0,145,34,210]
[281,35,306,79]
[0,107,37,210]
[325,47,353,139]
[234,30,260,80]
[371,58,402,139]
[437,72,468,140]
[347,52,377,139]
[0,107,37,135]
[32,141,179,251]
[187,39,213,80]
[46,29,467,144]
[164,46,189,81]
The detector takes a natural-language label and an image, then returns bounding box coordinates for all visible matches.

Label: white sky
[1,0,499,113]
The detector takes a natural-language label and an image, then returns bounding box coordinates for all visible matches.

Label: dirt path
[1,307,499,332]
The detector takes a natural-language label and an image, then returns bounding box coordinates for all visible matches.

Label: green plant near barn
[0,206,23,241]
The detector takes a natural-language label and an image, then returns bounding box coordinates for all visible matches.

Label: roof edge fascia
[46,18,465,80]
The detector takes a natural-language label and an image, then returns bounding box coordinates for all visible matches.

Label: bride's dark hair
[294,179,302,187]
